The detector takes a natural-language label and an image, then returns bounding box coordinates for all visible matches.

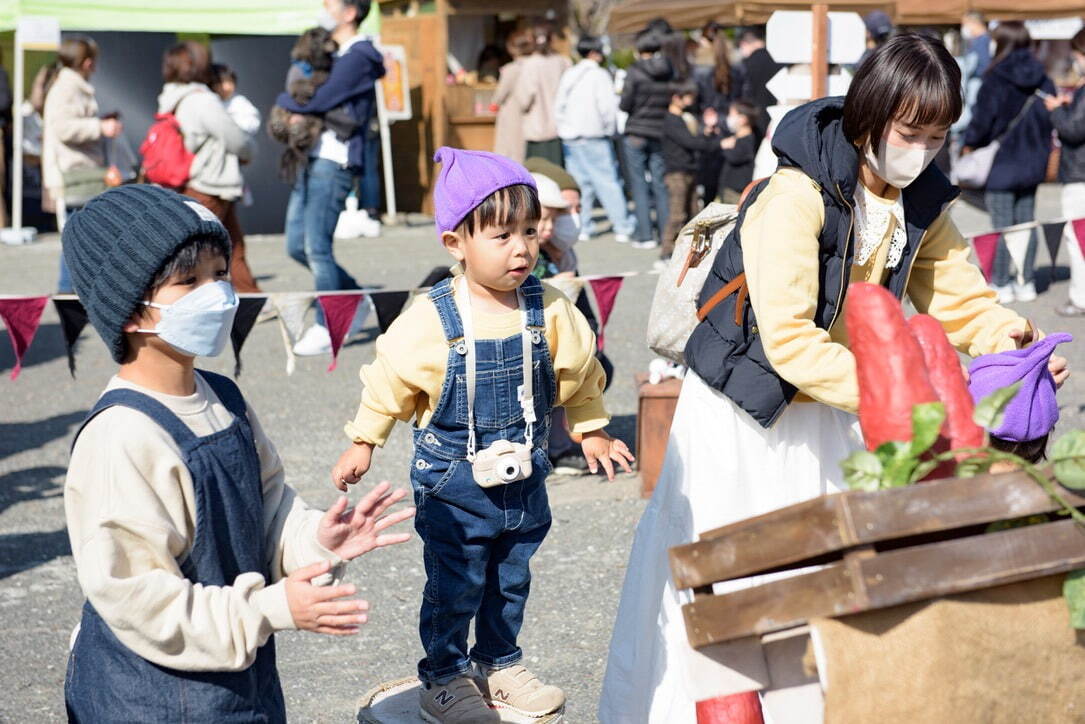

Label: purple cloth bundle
[968,333,1073,441]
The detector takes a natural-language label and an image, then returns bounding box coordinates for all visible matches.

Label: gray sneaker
[475,663,566,717]
[419,676,500,724]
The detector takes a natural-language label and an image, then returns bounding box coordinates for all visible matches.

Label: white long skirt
[598,372,863,724]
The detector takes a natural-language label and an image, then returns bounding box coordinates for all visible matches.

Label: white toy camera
[472,439,533,488]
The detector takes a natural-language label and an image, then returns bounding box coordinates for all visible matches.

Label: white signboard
[766,67,853,104]
[1024,17,1084,40]
[16,16,60,50]
[766,11,867,65]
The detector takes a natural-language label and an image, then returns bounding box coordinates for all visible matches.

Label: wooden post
[811,3,828,99]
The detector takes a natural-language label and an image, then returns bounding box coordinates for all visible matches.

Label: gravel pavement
[1,186,1083,722]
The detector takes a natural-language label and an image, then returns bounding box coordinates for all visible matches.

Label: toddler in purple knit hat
[969,333,1074,463]
[331,147,633,722]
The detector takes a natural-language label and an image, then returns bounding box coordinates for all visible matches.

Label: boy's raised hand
[317,481,415,561]
[580,429,635,482]
[285,560,368,636]
[331,441,373,491]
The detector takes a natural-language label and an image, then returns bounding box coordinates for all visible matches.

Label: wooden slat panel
[670,496,850,590]
[861,518,1085,609]
[681,519,1085,648]
[671,470,1085,590]
[682,565,856,649]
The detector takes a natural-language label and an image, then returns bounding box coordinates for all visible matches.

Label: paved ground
[1,186,1083,722]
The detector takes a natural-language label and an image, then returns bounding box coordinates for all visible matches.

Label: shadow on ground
[0,412,86,461]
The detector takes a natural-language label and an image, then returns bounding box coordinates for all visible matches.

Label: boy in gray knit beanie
[60,184,414,721]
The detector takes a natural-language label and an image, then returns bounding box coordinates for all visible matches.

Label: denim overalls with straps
[65,370,286,723]
[411,275,557,684]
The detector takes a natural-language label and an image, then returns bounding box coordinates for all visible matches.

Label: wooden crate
[668,469,1085,649]
[634,373,683,498]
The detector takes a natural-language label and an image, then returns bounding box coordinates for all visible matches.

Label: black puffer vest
[684,97,959,428]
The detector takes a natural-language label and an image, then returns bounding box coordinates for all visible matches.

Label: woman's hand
[1009,325,1070,388]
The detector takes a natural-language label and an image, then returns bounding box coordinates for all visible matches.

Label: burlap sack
[812,575,1085,723]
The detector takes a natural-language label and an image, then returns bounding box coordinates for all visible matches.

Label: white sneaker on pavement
[991,283,1015,305]
[631,239,659,250]
[1012,281,1037,303]
[614,233,631,243]
[292,324,332,356]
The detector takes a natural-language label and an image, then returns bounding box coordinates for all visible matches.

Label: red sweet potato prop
[696,692,764,724]
[907,314,986,451]
[845,283,939,451]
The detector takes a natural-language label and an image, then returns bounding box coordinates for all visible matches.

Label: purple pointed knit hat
[432,147,536,236]
[968,333,1073,441]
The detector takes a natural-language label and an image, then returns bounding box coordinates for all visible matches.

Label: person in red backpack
[154,41,260,293]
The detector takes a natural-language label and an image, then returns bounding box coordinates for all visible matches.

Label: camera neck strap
[455,275,536,462]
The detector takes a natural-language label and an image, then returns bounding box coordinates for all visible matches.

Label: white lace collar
[852,185,907,269]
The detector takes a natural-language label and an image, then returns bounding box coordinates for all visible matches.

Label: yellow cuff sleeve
[343,407,397,448]
[565,396,611,434]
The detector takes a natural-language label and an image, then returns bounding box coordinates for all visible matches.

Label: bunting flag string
[269,292,314,376]
[5,210,1085,384]
[970,232,999,282]
[318,294,365,372]
[587,277,625,352]
[230,297,267,378]
[1043,222,1066,267]
[0,296,49,380]
[54,298,89,378]
[372,291,411,335]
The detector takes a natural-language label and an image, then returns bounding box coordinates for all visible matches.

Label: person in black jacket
[718,100,758,203]
[962,21,1054,303]
[1046,27,1085,317]
[660,80,721,262]
[736,26,782,141]
[620,30,674,248]
[693,23,745,201]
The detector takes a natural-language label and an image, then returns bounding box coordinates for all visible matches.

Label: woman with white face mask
[1046,27,1085,317]
[600,33,1070,724]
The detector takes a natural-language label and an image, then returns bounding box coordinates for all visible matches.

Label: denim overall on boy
[65,371,286,723]
[412,274,556,684]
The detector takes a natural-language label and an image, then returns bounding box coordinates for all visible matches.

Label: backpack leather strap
[694,177,765,325]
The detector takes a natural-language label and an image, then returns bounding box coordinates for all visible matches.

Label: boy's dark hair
[843,32,962,153]
[635,30,662,55]
[147,235,232,297]
[454,184,541,238]
[341,0,372,27]
[730,99,758,126]
[645,18,673,36]
[988,434,1048,464]
[577,35,605,59]
[210,63,236,89]
[1072,26,1085,56]
[669,80,699,99]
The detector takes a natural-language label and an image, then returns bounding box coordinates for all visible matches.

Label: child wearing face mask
[532,172,581,276]
[717,100,758,203]
[331,147,633,723]
[661,79,723,265]
[60,185,415,722]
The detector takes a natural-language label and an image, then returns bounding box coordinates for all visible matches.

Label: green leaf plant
[840,385,1085,628]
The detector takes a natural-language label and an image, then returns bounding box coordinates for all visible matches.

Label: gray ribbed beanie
[62,184,231,363]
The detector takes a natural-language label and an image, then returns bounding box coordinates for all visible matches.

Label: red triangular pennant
[0,296,49,380]
[1073,218,1085,259]
[588,277,624,351]
[971,232,999,282]
[317,294,364,372]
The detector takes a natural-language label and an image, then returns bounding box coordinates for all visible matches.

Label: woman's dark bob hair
[843,33,962,152]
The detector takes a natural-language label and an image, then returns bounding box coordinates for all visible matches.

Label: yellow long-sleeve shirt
[743,168,1029,414]
[345,280,610,446]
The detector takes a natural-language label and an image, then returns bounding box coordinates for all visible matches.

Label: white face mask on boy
[136,280,239,358]
[864,138,943,189]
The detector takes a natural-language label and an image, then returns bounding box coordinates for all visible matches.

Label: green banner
[0,0,380,36]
